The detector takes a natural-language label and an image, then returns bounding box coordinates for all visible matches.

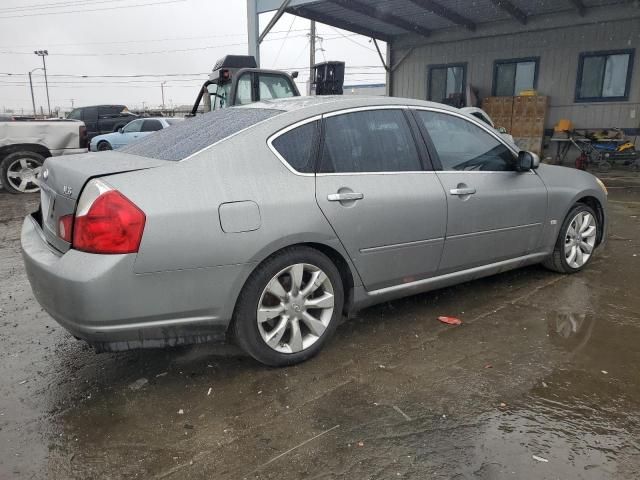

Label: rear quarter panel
[534,164,608,252]
[105,117,355,281]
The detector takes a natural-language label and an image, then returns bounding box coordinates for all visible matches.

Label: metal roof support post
[247,0,260,65]
[259,0,292,43]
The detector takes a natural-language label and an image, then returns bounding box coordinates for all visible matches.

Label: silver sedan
[21,96,608,366]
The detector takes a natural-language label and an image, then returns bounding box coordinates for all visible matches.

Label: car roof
[238,95,461,114]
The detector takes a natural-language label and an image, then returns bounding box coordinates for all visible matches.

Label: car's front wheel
[543,204,599,273]
[232,247,344,366]
[97,141,112,151]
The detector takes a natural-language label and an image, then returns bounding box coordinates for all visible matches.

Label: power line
[0,0,186,19]
[0,0,129,14]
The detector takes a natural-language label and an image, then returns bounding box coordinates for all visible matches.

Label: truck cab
[190,55,300,116]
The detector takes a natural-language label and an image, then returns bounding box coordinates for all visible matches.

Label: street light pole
[34,50,51,117]
[161,82,166,110]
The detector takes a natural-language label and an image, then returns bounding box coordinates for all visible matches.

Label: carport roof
[256,0,628,42]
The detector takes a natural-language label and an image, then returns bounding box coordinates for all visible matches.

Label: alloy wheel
[6,158,41,193]
[564,211,597,268]
[257,263,335,354]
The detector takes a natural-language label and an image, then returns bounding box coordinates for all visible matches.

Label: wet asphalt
[1,171,639,480]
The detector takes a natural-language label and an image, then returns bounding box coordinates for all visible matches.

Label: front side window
[211,82,232,110]
[416,110,516,171]
[271,121,318,173]
[319,109,421,173]
[258,74,296,101]
[428,64,465,104]
[576,50,634,101]
[123,120,143,133]
[494,58,538,96]
[141,119,163,132]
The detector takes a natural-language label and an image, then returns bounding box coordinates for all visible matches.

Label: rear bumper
[21,215,253,351]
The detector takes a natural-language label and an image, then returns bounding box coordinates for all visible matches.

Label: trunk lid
[37,151,167,253]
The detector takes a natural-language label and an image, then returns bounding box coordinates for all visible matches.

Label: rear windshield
[121,107,282,161]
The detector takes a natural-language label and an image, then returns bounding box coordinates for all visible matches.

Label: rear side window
[141,119,163,132]
[271,121,319,173]
[319,109,421,173]
[68,109,82,120]
[121,107,282,161]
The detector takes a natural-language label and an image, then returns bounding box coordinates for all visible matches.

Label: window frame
[409,107,520,172]
[575,49,635,102]
[266,106,434,176]
[492,57,540,97]
[122,119,144,133]
[427,63,467,103]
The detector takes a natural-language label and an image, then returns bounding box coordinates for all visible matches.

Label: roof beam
[408,0,476,31]
[287,5,392,41]
[568,0,586,16]
[489,0,527,25]
[327,0,431,37]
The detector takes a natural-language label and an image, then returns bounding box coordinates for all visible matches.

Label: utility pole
[308,20,316,95]
[70,99,74,108]
[161,82,166,110]
[34,50,51,117]
[28,71,37,117]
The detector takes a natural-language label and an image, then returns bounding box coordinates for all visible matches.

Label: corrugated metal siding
[391,17,640,130]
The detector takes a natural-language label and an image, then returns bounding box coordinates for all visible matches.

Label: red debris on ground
[437,316,462,326]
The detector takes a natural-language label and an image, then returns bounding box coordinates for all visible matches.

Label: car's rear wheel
[543,204,599,273]
[0,151,44,194]
[232,247,344,366]
[97,141,112,151]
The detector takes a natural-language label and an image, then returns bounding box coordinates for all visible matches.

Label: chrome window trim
[322,104,409,118]
[316,171,435,177]
[266,115,321,177]
[410,105,521,156]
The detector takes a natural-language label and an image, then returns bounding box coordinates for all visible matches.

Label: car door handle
[449,187,476,196]
[327,192,364,202]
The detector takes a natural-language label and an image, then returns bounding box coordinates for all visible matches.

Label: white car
[89,117,183,152]
[460,107,517,147]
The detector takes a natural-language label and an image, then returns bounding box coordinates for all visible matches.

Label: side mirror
[118,127,124,133]
[517,151,540,171]
[497,126,507,134]
[291,71,299,79]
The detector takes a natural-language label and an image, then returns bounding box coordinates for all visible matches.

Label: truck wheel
[97,141,112,151]
[0,151,45,194]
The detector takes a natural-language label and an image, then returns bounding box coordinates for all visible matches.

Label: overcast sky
[0,0,386,114]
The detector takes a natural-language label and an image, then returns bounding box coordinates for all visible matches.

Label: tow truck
[190,55,300,116]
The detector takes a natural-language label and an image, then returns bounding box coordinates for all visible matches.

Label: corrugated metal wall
[391,16,640,131]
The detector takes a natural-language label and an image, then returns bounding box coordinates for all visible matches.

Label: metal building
[249,0,639,138]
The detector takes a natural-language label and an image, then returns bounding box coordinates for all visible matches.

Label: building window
[576,49,634,102]
[493,58,539,96]
[427,64,466,104]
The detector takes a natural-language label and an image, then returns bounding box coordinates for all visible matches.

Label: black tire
[97,141,112,151]
[0,150,45,194]
[543,203,598,273]
[232,247,344,367]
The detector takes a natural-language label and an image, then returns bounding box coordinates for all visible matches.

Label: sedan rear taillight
[71,179,145,254]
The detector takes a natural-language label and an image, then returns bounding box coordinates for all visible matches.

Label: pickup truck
[67,105,138,140]
[0,119,87,194]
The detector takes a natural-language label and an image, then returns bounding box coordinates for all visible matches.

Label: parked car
[90,117,183,151]
[460,106,516,146]
[21,96,608,366]
[67,105,137,140]
[1,119,87,194]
